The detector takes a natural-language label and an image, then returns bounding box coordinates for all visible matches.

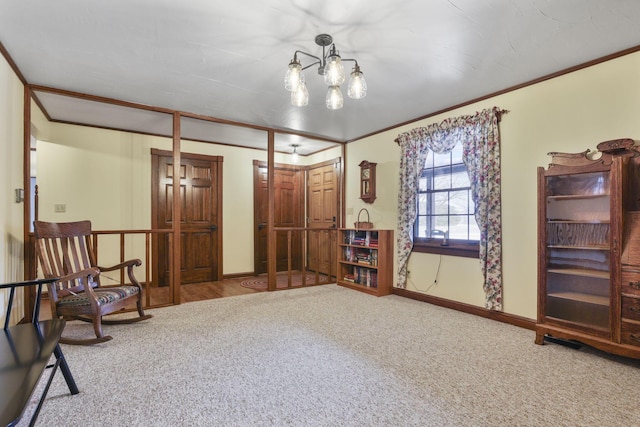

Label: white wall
[345,50,640,320]
[0,53,25,325]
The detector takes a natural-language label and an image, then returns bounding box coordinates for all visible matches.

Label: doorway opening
[253,157,341,282]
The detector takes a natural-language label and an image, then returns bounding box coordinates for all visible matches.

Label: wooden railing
[273,227,338,290]
[89,229,173,308]
[26,230,172,310]
[27,226,339,312]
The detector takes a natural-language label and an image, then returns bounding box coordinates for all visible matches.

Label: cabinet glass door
[545,171,610,330]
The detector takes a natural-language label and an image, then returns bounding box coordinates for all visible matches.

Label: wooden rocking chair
[34,220,152,345]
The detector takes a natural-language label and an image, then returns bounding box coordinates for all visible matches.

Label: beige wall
[36,126,256,275]
[0,54,25,325]
[345,50,640,320]
[34,119,344,278]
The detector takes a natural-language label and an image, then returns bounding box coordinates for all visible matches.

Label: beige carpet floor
[18,285,640,426]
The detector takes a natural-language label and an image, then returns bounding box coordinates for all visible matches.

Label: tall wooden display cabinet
[536,139,640,359]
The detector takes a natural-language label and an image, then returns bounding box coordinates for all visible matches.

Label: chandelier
[284,34,367,110]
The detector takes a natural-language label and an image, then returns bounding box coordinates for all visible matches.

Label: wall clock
[359,160,377,203]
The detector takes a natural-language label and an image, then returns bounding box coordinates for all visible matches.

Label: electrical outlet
[54,203,66,213]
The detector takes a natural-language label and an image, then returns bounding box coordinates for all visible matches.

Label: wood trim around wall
[392,287,536,331]
[223,272,254,280]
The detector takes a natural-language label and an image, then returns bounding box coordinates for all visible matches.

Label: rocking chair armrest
[58,267,101,284]
[97,259,142,272]
[49,267,101,303]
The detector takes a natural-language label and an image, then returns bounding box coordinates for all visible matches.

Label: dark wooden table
[0,279,78,427]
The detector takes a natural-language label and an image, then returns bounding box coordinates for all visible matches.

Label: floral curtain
[395,107,503,310]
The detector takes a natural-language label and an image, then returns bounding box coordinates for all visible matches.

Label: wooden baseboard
[392,287,536,331]
[222,271,254,280]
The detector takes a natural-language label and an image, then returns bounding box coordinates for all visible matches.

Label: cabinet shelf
[547,220,610,224]
[548,245,609,250]
[547,268,609,279]
[547,194,609,201]
[547,291,609,307]
[337,229,392,297]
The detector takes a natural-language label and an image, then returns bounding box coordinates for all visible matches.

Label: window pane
[469,197,476,214]
[428,228,443,239]
[451,170,470,188]
[425,150,433,167]
[433,151,450,168]
[449,190,469,214]
[433,171,451,190]
[469,216,480,240]
[419,175,427,192]
[417,193,427,213]
[433,216,448,235]
[416,216,427,238]
[449,216,469,240]
[451,143,463,164]
[434,192,449,215]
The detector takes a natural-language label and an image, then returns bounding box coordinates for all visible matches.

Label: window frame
[413,147,480,259]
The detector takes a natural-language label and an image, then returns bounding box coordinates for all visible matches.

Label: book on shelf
[344,230,380,247]
[355,248,372,265]
[352,237,366,246]
[351,266,378,288]
[342,245,378,265]
[343,247,355,262]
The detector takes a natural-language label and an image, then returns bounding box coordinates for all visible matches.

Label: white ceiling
[32,89,331,155]
[2,0,640,151]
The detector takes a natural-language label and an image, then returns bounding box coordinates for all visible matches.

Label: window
[413,142,480,258]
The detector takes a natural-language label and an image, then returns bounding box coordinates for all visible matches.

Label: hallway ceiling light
[284,34,367,110]
[290,144,300,163]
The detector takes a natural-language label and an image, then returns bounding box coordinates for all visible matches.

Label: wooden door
[253,161,303,274]
[152,149,223,286]
[307,159,341,278]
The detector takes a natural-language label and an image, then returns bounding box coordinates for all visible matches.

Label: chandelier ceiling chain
[284,34,367,110]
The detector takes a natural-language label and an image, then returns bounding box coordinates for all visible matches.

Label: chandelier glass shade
[284,34,366,110]
[291,78,309,107]
[323,48,346,86]
[284,59,302,91]
[326,85,343,110]
[348,64,367,100]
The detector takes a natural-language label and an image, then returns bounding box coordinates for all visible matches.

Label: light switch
[54,203,66,213]
[15,189,24,203]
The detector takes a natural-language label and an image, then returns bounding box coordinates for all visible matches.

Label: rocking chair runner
[34,220,152,345]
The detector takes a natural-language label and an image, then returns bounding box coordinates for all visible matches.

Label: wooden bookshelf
[337,229,393,296]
